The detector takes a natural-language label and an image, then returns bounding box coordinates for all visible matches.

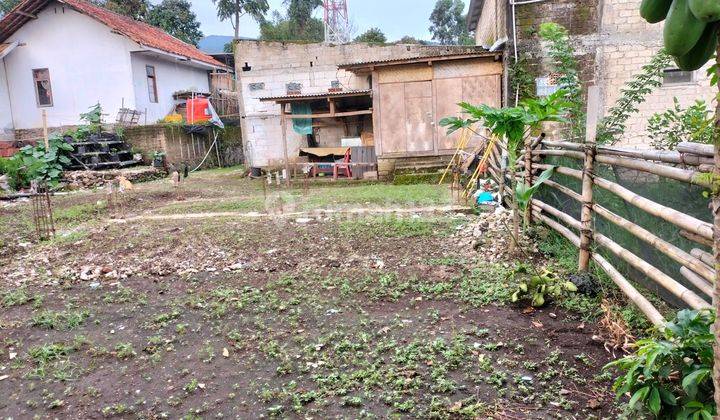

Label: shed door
[404,81,434,153]
[378,82,407,154]
[378,81,434,155]
[435,74,502,151]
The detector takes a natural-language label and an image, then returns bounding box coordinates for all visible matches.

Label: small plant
[1,288,31,307]
[604,309,715,418]
[509,265,577,307]
[114,343,136,359]
[648,97,713,150]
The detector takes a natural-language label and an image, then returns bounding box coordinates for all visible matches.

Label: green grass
[1,287,31,307]
[337,215,460,238]
[300,184,451,210]
[53,202,106,225]
[156,197,265,215]
[30,309,90,330]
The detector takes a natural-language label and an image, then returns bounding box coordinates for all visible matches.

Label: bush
[648,98,713,150]
[605,309,715,418]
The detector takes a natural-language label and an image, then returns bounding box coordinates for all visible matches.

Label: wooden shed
[340,51,503,177]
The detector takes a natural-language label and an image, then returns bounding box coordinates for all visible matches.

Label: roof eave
[466,0,485,32]
[136,45,229,71]
[339,51,500,72]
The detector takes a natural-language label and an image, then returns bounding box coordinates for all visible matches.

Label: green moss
[392,172,445,185]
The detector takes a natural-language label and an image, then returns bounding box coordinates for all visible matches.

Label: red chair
[333,148,352,179]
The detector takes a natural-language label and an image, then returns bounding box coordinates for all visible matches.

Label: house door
[378,81,435,155]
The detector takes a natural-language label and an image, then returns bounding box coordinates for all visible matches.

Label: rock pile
[63,167,167,189]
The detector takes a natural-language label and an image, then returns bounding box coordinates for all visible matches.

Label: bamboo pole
[524,135,535,224]
[681,230,714,248]
[679,266,713,298]
[678,142,714,157]
[534,149,711,187]
[534,211,665,326]
[691,248,714,268]
[578,143,596,271]
[542,140,714,166]
[543,179,715,283]
[535,163,714,241]
[712,39,720,408]
[41,110,49,150]
[280,106,290,188]
[533,199,711,310]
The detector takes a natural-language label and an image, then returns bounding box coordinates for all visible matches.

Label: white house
[0,0,227,144]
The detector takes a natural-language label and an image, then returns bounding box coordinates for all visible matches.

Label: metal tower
[323,0,349,44]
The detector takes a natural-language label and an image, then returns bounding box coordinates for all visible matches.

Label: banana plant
[515,166,556,222]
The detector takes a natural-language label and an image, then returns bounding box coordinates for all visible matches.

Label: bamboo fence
[492,137,718,326]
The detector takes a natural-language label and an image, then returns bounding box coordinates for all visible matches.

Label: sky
[181,0,470,42]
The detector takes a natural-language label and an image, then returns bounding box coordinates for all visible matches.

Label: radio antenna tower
[323,0,349,44]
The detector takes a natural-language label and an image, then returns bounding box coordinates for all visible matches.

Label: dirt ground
[0,167,621,419]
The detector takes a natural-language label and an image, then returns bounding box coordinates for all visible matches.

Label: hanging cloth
[291,103,313,135]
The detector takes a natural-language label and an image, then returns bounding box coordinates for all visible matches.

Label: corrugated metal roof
[0,0,225,68]
[259,89,372,102]
[338,49,497,70]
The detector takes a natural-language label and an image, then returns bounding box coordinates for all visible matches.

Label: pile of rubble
[451,207,538,262]
[63,167,166,189]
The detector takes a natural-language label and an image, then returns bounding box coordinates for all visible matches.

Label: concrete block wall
[235,41,487,167]
[505,0,715,148]
[124,124,244,169]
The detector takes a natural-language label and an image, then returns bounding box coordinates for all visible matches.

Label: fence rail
[488,137,717,326]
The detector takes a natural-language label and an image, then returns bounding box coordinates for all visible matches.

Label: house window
[32,68,53,107]
[146,65,158,103]
[663,68,694,86]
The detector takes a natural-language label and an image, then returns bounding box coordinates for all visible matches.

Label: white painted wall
[3,1,137,129]
[0,60,14,140]
[130,53,210,124]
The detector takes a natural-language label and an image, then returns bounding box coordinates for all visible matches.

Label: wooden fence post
[578,86,600,272]
[711,39,720,412]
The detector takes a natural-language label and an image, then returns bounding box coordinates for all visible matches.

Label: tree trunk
[713,36,720,413]
[234,0,240,40]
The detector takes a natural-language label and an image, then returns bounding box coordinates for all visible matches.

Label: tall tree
[396,35,421,44]
[259,10,324,42]
[146,0,203,46]
[355,27,386,44]
[212,0,269,40]
[429,0,472,45]
[0,0,20,17]
[103,0,151,20]
[285,0,322,38]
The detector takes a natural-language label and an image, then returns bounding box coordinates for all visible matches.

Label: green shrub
[605,309,715,418]
[648,98,713,150]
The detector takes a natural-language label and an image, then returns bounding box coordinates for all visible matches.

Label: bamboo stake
[534,211,665,326]
[544,179,715,283]
[42,110,49,150]
[578,143,596,271]
[534,149,711,187]
[524,135,536,224]
[535,163,714,241]
[533,199,711,310]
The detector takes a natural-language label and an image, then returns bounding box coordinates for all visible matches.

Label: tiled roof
[338,49,497,70]
[259,89,372,102]
[0,0,225,68]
